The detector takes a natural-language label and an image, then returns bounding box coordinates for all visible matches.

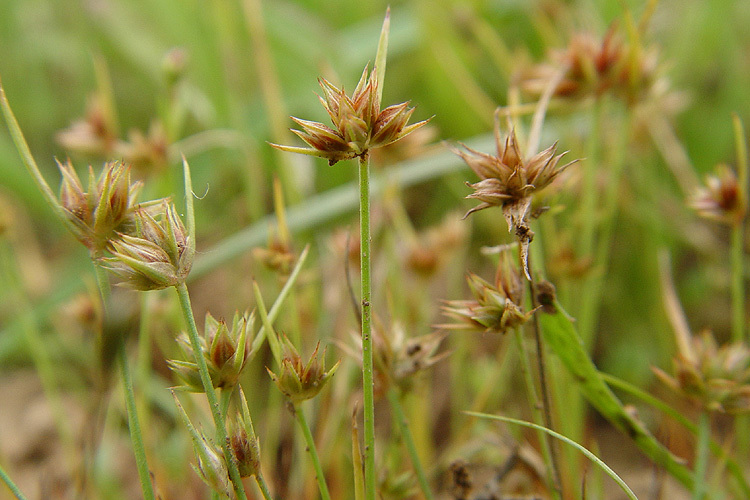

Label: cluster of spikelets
[56,159,193,290]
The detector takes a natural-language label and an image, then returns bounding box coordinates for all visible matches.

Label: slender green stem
[293,404,332,500]
[386,388,434,500]
[117,336,156,500]
[692,412,711,500]
[175,282,248,500]
[93,262,155,500]
[0,463,28,500]
[511,328,560,500]
[254,474,275,500]
[731,114,747,343]
[359,154,376,500]
[730,224,745,343]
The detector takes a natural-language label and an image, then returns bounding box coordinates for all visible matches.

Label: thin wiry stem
[359,153,376,500]
[387,387,435,500]
[692,412,711,500]
[175,283,248,500]
[116,336,156,500]
[93,262,156,500]
[0,463,28,500]
[525,252,562,497]
[511,327,560,500]
[293,405,332,500]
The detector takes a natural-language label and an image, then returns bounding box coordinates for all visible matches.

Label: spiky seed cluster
[690,164,746,226]
[193,433,232,497]
[453,124,576,278]
[653,330,750,414]
[57,160,161,254]
[442,255,536,335]
[105,201,193,290]
[268,338,339,403]
[378,325,449,392]
[271,65,428,165]
[520,27,658,102]
[169,311,254,390]
[229,421,261,478]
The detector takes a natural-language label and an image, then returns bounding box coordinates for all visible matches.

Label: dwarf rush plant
[3,3,750,500]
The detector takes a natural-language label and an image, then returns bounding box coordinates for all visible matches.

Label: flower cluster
[453,121,576,278]
[268,337,339,403]
[169,311,254,390]
[690,164,745,226]
[442,254,535,335]
[105,201,193,290]
[653,330,750,414]
[519,26,658,103]
[57,159,162,254]
[271,65,428,165]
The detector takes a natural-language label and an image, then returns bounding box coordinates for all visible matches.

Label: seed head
[453,121,576,278]
[520,26,658,103]
[653,330,750,414]
[104,201,192,290]
[442,253,536,335]
[229,421,261,478]
[193,433,232,498]
[169,311,254,391]
[268,338,339,403]
[57,160,161,254]
[690,164,745,226]
[271,65,429,165]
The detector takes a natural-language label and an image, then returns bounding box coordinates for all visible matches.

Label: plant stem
[175,282,248,500]
[359,153,376,500]
[93,262,155,500]
[0,463,28,500]
[511,328,560,500]
[254,473,275,500]
[525,254,562,497]
[117,336,156,500]
[731,223,745,343]
[386,388,434,500]
[293,404,332,500]
[692,412,710,500]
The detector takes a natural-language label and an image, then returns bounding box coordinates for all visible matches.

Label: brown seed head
[271,65,429,165]
[169,311,254,391]
[268,338,339,403]
[442,253,536,335]
[519,25,659,103]
[105,201,193,290]
[653,330,750,414]
[453,121,576,278]
[690,164,746,226]
[57,160,161,254]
